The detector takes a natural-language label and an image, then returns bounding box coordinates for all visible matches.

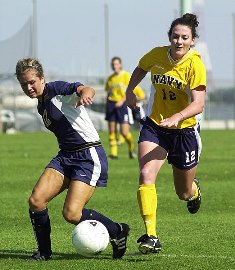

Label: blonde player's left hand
[159,113,183,128]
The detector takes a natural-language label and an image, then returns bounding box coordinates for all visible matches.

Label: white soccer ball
[72,220,110,257]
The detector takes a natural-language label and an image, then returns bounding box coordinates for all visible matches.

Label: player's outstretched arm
[126,67,147,109]
[77,85,95,106]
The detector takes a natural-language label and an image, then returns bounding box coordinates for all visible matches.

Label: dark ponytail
[168,13,199,39]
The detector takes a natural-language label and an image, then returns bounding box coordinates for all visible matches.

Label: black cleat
[187,178,201,214]
[129,151,137,159]
[28,251,52,261]
[110,223,130,259]
[137,234,162,254]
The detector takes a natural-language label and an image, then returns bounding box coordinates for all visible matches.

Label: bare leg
[63,180,129,259]
[63,181,95,224]
[28,168,70,258]
[172,165,197,201]
[138,141,167,184]
[173,165,201,214]
[137,141,167,242]
[29,168,70,211]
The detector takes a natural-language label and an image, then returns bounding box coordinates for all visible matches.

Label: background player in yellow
[105,57,145,159]
[118,86,146,145]
[126,14,206,254]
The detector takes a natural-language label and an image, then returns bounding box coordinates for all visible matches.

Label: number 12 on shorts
[186,151,195,163]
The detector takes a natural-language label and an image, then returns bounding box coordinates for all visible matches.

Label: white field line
[160,253,235,261]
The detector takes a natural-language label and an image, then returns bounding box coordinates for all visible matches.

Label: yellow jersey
[134,85,145,100]
[105,70,144,102]
[138,46,206,129]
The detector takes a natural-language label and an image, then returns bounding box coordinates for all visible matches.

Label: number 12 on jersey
[162,89,176,100]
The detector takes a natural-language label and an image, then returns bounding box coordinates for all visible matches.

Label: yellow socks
[125,132,135,152]
[109,133,118,157]
[118,134,125,145]
[109,132,134,156]
[137,184,157,237]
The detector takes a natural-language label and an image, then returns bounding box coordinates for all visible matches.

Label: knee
[62,207,82,225]
[28,192,46,211]
[140,167,156,184]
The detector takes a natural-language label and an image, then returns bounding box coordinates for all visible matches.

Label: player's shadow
[53,252,112,261]
[0,250,157,261]
[0,249,111,261]
[0,249,31,260]
[123,251,159,262]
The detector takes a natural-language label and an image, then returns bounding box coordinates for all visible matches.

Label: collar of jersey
[167,47,194,66]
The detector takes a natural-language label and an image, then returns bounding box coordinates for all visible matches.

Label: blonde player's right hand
[126,91,137,110]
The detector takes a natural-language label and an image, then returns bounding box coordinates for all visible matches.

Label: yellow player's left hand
[159,113,183,128]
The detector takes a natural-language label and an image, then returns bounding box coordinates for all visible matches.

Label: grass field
[0,130,235,270]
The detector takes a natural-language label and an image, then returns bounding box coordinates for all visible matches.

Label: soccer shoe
[129,151,137,159]
[137,234,162,254]
[110,223,130,259]
[109,155,118,160]
[187,178,201,214]
[29,251,52,261]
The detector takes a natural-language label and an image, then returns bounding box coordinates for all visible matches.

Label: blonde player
[105,57,144,159]
[126,13,206,253]
[15,58,130,260]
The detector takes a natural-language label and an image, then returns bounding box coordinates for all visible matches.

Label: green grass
[0,130,235,270]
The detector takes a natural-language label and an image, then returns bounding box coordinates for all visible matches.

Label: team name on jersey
[152,74,183,90]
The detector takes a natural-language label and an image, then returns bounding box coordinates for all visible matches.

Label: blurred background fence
[0,0,235,133]
[0,75,235,133]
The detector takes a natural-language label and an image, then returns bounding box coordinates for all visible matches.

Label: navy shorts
[138,117,202,170]
[105,101,129,123]
[47,145,108,187]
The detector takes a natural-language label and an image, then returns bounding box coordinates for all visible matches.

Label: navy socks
[29,207,120,254]
[80,209,120,239]
[29,209,52,256]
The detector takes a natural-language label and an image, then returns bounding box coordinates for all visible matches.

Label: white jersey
[37,81,99,150]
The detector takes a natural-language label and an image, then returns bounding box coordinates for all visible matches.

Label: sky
[0,0,235,82]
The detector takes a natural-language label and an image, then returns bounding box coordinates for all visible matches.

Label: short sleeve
[124,72,131,86]
[133,86,145,99]
[138,48,157,72]
[46,81,83,97]
[189,56,206,90]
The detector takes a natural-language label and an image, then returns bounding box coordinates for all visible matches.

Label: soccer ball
[72,220,110,257]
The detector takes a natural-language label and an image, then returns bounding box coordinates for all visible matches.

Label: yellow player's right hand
[126,91,137,110]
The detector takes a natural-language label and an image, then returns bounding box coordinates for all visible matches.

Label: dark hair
[111,56,122,64]
[15,58,44,80]
[168,13,199,39]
